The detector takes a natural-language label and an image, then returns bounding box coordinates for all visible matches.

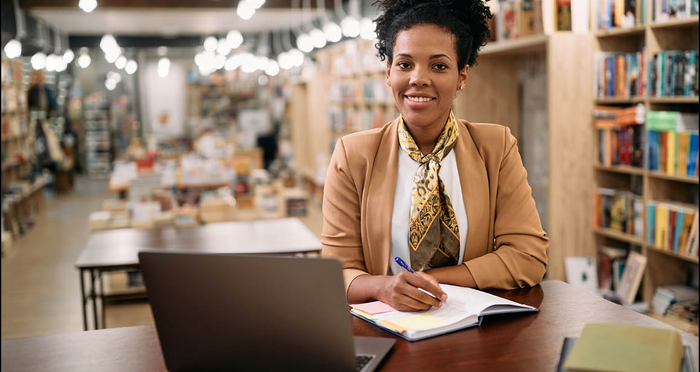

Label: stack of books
[646,111,699,177]
[595,105,645,167]
[648,50,699,98]
[597,246,628,292]
[598,0,644,30]
[594,188,644,237]
[652,285,699,315]
[646,201,699,256]
[595,51,647,99]
[653,0,699,22]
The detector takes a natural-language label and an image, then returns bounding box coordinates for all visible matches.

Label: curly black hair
[373,0,492,70]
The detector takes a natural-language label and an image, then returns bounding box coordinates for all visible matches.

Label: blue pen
[394,257,444,303]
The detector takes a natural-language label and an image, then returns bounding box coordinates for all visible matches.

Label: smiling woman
[321,0,550,312]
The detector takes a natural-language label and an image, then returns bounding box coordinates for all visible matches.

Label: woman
[321,0,549,312]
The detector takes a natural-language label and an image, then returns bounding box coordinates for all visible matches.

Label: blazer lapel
[365,119,400,275]
[455,120,491,259]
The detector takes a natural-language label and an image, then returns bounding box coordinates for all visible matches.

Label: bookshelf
[591,3,699,309]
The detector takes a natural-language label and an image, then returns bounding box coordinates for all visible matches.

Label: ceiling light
[278,52,292,70]
[31,53,47,70]
[265,60,279,76]
[258,75,269,86]
[310,28,327,49]
[63,49,74,63]
[296,33,313,53]
[360,18,377,40]
[216,39,231,56]
[241,54,257,73]
[115,56,127,69]
[105,49,120,63]
[248,0,265,9]
[79,0,97,12]
[288,48,304,67]
[256,56,270,71]
[341,16,360,38]
[125,60,138,74]
[215,54,226,70]
[203,36,218,52]
[77,53,91,68]
[107,71,122,83]
[105,78,116,91]
[55,59,67,72]
[226,30,244,49]
[157,57,170,78]
[323,22,342,43]
[237,1,255,20]
[4,40,22,59]
[100,34,118,54]
[45,54,61,72]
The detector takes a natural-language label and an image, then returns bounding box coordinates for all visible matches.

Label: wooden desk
[4,281,697,372]
[74,218,322,331]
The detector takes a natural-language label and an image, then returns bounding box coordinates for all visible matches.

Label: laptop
[138,251,395,372]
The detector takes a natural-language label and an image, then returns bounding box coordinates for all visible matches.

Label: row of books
[646,111,699,177]
[328,79,393,104]
[595,105,646,167]
[595,51,647,99]
[0,57,24,87]
[646,201,699,257]
[649,50,698,98]
[327,106,397,135]
[594,188,644,237]
[597,246,629,292]
[598,0,642,31]
[654,0,699,22]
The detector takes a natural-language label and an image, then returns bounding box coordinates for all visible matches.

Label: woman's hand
[377,271,448,312]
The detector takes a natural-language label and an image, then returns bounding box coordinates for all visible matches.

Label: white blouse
[389,149,468,275]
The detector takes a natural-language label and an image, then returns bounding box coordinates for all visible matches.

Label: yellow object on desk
[563,323,683,372]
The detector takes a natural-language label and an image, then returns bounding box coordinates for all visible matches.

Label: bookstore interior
[1,0,699,370]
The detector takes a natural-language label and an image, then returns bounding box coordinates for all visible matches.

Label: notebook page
[441,284,536,315]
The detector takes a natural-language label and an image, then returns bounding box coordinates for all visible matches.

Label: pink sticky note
[351,301,396,315]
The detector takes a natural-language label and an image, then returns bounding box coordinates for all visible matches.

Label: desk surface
[3,281,697,372]
[74,218,322,270]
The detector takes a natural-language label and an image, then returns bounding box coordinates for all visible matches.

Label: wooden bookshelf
[480,34,548,56]
[594,25,646,38]
[591,8,699,308]
[594,227,645,245]
[594,164,645,175]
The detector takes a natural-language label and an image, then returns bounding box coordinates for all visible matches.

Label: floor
[1,176,324,340]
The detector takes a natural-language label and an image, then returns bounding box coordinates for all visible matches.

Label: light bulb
[226,30,244,49]
[63,49,74,63]
[216,38,231,56]
[115,56,127,69]
[310,28,326,49]
[100,34,118,53]
[341,16,361,38]
[3,39,21,59]
[296,33,313,53]
[265,60,279,76]
[248,0,265,9]
[278,52,292,70]
[157,57,170,78]
[77,53,91,68]
[125,60,138,74]
[79,0,97,12]
[237,1,255,20]
[360,18,377,40]
[203,36,218,52]
[289,48,304,67]
[105,78,116,91]
[323,22,342,43]
[31,53,47,70]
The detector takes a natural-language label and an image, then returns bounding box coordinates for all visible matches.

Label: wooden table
[74,218,322,331]
[3,281,697,372]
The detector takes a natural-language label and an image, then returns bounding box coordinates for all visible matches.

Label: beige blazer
[321,118,549,295]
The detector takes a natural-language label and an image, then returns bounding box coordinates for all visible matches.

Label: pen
[394,257,443,303]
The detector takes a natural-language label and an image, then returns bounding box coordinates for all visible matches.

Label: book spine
[667,130,676,175]
[647,202,657,244]
[688,132,699,177]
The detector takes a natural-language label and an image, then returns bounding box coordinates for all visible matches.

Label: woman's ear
[458,65,469,90]
[386,61,392,83]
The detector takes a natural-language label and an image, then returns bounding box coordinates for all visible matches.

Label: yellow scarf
[398,111,461,272]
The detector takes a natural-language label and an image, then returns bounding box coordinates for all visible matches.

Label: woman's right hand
[377,271,448,312]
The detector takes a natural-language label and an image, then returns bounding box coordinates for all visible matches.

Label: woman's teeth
[406,96,433,102]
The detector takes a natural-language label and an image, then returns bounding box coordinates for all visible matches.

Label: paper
[392,314,448,330]
[351,301,396,315]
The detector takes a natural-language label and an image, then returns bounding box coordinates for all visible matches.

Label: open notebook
[350,284,538,341]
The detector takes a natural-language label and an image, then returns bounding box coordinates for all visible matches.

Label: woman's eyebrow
[395,53,451,60]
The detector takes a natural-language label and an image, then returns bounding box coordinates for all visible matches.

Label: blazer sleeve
[464,128,549,289]
[320,138,369,295]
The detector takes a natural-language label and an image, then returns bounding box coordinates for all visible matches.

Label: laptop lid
[139,251,357,372]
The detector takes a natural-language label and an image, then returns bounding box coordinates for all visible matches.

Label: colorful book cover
[678,212,695,255]
[673,210,684,253]
[669,209,677,251]
[687,132,699,177]
[686,51,697,96]
[656,203,669,249]
[660,131,668,173]
[647,201,657,244]
[677,132,689,176]
[666,131,676,175]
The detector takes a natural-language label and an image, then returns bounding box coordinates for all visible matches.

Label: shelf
[648,97,699,104]
[594,97,645,104]
[594,164,645,175]
[647,171,699,184]
[481,34,548,56]
[594,228,645,245]
[595,25,646,38]
[649,16,700,30]
[646,245,699,264]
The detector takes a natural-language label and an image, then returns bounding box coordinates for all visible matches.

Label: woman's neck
[403,111,451,155]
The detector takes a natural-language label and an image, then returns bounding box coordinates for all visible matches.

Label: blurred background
[1,0,698,340]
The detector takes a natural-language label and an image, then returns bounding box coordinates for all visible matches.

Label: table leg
[99,270,106,329]
[91,269,98,330]
[79,269,87,331]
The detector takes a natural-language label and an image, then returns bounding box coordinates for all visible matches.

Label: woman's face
[387,24,468,131]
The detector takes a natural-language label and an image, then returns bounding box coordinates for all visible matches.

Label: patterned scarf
[398,111,460,272]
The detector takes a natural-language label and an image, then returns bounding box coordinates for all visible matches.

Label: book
[557,337,696,372]
[563,323,683,372]
[349,284,537,341]
[616,250,647,304]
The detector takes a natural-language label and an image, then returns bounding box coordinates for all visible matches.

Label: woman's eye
[433,64,447,70]
[397,62,410,69]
